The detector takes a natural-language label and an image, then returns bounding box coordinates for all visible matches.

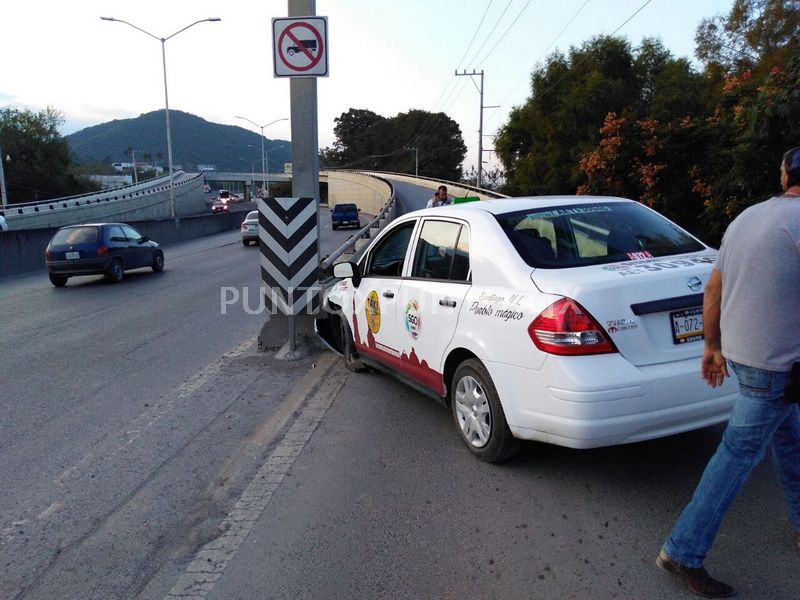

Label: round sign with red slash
[273,17,328,77]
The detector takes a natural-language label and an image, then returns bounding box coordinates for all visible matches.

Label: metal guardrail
[317,170,506,274]
[319,173,395,273]
[0,171,203,218]
[358,169,509,199]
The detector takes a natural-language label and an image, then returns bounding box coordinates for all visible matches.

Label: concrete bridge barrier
[0,208,249,278]
[1,172,208,230]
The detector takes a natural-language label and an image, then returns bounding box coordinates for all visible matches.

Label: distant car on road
[45,223,164,287]
[216,189,239,204]
[241,210,259,246]
[211,200,230,215]
[331,203,361,230]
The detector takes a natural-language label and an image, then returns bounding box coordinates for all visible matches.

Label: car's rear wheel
[242,240,250,247]
[451,359,519,462]
[107,259,124,283]
[339,317,367,372]
[152,251,165,272]
[49,273,68,287]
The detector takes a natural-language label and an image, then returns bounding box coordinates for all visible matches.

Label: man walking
[657,147,800,598]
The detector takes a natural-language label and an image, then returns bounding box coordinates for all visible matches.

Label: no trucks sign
[272,17,328,77]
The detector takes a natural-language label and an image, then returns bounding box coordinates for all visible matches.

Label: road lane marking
[164,352,346,599]
[36,502,62,521]
[52,337,258,486]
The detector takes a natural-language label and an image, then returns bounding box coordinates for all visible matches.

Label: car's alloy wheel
[152,251,164,272]
[451,359,519,462]
[108,259,124,283]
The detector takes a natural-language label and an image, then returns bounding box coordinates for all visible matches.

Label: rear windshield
[496,202,704,269]
[334,204,356,211]
[246,211,258,220]
[219,191,230,198]
[51,226,99,245]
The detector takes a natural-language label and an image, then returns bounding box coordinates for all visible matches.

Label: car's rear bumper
[487,354,738,449]
[333,220,359,227]
[242,231,259,241]
[47,258,111,276]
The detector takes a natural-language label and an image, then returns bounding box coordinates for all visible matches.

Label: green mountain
[65,109,291,173]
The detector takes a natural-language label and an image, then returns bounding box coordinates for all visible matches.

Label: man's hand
[701,347,728,387]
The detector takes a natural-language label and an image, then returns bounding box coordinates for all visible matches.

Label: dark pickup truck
[331,203,360,230]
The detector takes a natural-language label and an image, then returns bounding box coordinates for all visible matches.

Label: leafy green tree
[695,0,800,75]
[0,106,98,204]
[320,107,466,181]
[495,36,642,196]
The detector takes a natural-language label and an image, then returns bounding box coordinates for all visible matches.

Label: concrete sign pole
[288,0,320,352]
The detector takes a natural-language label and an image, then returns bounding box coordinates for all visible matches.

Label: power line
[497,0,592,108]
[455,1,494,69]
[465,0,514,67]
[531,0,654,102]
[474,0,536,68]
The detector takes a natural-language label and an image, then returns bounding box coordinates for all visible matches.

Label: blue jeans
[663,361,800,568]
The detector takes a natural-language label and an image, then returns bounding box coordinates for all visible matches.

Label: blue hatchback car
[45,223,164,287]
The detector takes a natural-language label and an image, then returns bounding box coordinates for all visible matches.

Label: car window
[335,204,356,211]
[51,226,99,245]
[364,221,415,278]
[411,220,470,282]
[108,226,127,243]
[496,202,704,268]
[246,211,258,220]
[121,225,142,241]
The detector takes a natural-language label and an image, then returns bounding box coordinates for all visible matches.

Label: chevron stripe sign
[259,197,321,316]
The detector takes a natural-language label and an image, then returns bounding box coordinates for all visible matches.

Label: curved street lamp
[101,16,221,218]
[234,116,288,198]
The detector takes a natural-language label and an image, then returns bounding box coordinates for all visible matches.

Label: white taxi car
[316,196,738,462]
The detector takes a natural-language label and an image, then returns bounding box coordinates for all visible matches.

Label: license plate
[248,224,257,231]
[65,251,80,260]
[671,307,703,344]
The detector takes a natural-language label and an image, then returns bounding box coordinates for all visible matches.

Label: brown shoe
[656,550,734,598]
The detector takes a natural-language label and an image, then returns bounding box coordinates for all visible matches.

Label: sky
[1,0,734,175]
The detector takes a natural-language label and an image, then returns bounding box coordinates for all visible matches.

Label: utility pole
[404,147,418,177]
[455,69,498,189]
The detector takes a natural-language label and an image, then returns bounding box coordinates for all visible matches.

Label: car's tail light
[45,249,53,260]
[98,245,109,257]
[528,297,617,355]
[241,223,247,231]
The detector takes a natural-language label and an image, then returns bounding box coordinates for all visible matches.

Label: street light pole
[0,141,8,209]
[238,157,257,198]
[235,116,288,198]
[101,16,221,218]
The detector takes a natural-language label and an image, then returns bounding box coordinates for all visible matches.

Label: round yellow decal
[365,290,381,334]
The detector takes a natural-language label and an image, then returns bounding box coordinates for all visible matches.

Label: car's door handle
[383,291,395,299]
[439,299,457,307]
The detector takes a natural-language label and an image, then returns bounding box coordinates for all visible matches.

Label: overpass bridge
[0,170,504,277]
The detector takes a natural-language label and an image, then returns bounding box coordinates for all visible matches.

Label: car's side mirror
[140,236,149,243]
[333,261,361,287]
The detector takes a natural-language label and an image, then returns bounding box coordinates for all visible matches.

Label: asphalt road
[1,185,797,600]
[0,209,366,599]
